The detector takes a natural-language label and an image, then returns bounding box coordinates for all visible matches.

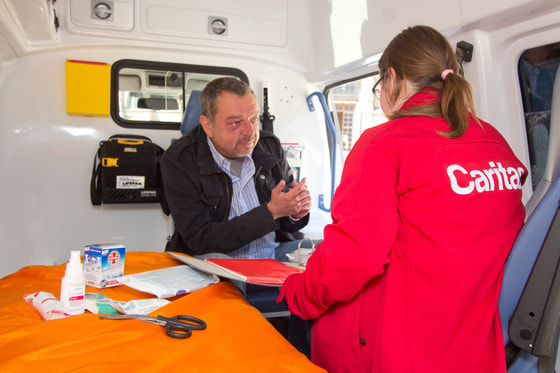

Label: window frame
[110,59,249,130]
[324,71,383,159]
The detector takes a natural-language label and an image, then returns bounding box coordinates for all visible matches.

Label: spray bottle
[60,250,86,315]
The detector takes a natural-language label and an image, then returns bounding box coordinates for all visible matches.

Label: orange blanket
[0,252,324,372]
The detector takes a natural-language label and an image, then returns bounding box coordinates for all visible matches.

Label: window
[326,73,385,159]
[111,60,249,129]
[518,42,560,189]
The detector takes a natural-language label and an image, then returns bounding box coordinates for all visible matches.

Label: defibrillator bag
[90,134,165,205]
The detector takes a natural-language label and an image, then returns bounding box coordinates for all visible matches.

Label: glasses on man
[372,76,383,100]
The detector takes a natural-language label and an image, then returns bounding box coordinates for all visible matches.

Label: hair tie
[441,69,454,80]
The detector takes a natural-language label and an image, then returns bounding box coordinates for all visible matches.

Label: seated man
[160,77,312,262]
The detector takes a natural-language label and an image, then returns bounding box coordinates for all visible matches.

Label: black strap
[260,86,275,133]
[505,342,522,368]
[155,143,170,215]
[90,146,103,206]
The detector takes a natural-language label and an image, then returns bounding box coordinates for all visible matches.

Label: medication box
[83,244,125,288]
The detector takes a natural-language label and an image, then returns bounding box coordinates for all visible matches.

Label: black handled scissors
[100,314,206,339]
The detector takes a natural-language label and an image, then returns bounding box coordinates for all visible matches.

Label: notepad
[167,252,304,286]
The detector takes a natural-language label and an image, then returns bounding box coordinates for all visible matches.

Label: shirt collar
[206,136,254,178]
[400,88,440,111]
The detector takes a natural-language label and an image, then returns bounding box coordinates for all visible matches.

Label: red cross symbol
[108,251,120,265]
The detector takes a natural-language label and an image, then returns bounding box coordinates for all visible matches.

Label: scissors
[99,314,206,339]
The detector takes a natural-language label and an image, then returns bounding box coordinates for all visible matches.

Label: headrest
[181,90,202,135]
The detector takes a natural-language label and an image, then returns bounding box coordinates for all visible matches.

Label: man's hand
[267,177,311,220]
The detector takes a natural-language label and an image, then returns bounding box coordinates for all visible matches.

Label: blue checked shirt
[207,137,278,259]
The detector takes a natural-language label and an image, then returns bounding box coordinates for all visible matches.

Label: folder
[167,252,304,286]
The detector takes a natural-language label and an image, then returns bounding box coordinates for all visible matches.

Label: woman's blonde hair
[378,25,479,138]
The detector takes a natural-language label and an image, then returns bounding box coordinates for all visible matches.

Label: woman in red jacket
[279,25,527,372]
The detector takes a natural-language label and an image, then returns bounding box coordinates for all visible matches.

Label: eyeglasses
[372,76,383,100]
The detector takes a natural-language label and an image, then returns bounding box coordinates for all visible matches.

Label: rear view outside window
[518,42,560,189]
[111,60,248,130]
[326,74,386,159]
[117,69,184,124]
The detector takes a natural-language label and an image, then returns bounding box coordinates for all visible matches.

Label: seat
[500,175,560,372]
[180,90,202,135]
[500,66,560,372]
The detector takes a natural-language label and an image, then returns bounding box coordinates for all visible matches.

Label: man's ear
[200,115,212,138]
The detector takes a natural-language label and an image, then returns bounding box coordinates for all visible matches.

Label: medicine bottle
[60,250,86,315]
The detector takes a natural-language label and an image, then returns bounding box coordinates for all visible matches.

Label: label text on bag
[116,175,145,189]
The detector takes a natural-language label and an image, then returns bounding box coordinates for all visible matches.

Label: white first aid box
[83,244,125,288]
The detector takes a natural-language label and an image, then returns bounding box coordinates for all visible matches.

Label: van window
[325,73,385,159]
[111,60,249,129]
[518,42,560,189]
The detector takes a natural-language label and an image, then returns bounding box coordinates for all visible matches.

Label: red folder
[207,258,303,286]
[167,252,304,286]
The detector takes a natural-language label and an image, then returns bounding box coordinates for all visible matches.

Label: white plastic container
[60,250,86,315]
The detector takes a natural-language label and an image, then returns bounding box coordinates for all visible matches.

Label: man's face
[200,92,260,159]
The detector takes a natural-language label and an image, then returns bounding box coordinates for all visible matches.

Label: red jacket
[279,91,527,373]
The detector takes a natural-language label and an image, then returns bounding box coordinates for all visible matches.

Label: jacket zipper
[254,165,265,202]
[222,173,232,221]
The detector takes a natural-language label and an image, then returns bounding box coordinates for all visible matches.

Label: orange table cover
[0,252,324,372]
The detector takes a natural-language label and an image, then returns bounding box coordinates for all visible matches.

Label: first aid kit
[84,244,126,288]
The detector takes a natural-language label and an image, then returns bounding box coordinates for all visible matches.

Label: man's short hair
[200,77,254,122]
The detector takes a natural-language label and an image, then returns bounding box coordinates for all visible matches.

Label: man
[161,77,312,261]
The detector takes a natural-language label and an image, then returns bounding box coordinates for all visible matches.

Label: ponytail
[439,70,479,138]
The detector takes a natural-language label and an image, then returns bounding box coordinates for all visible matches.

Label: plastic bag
[118,265,219,298]
[85,292,170,315]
